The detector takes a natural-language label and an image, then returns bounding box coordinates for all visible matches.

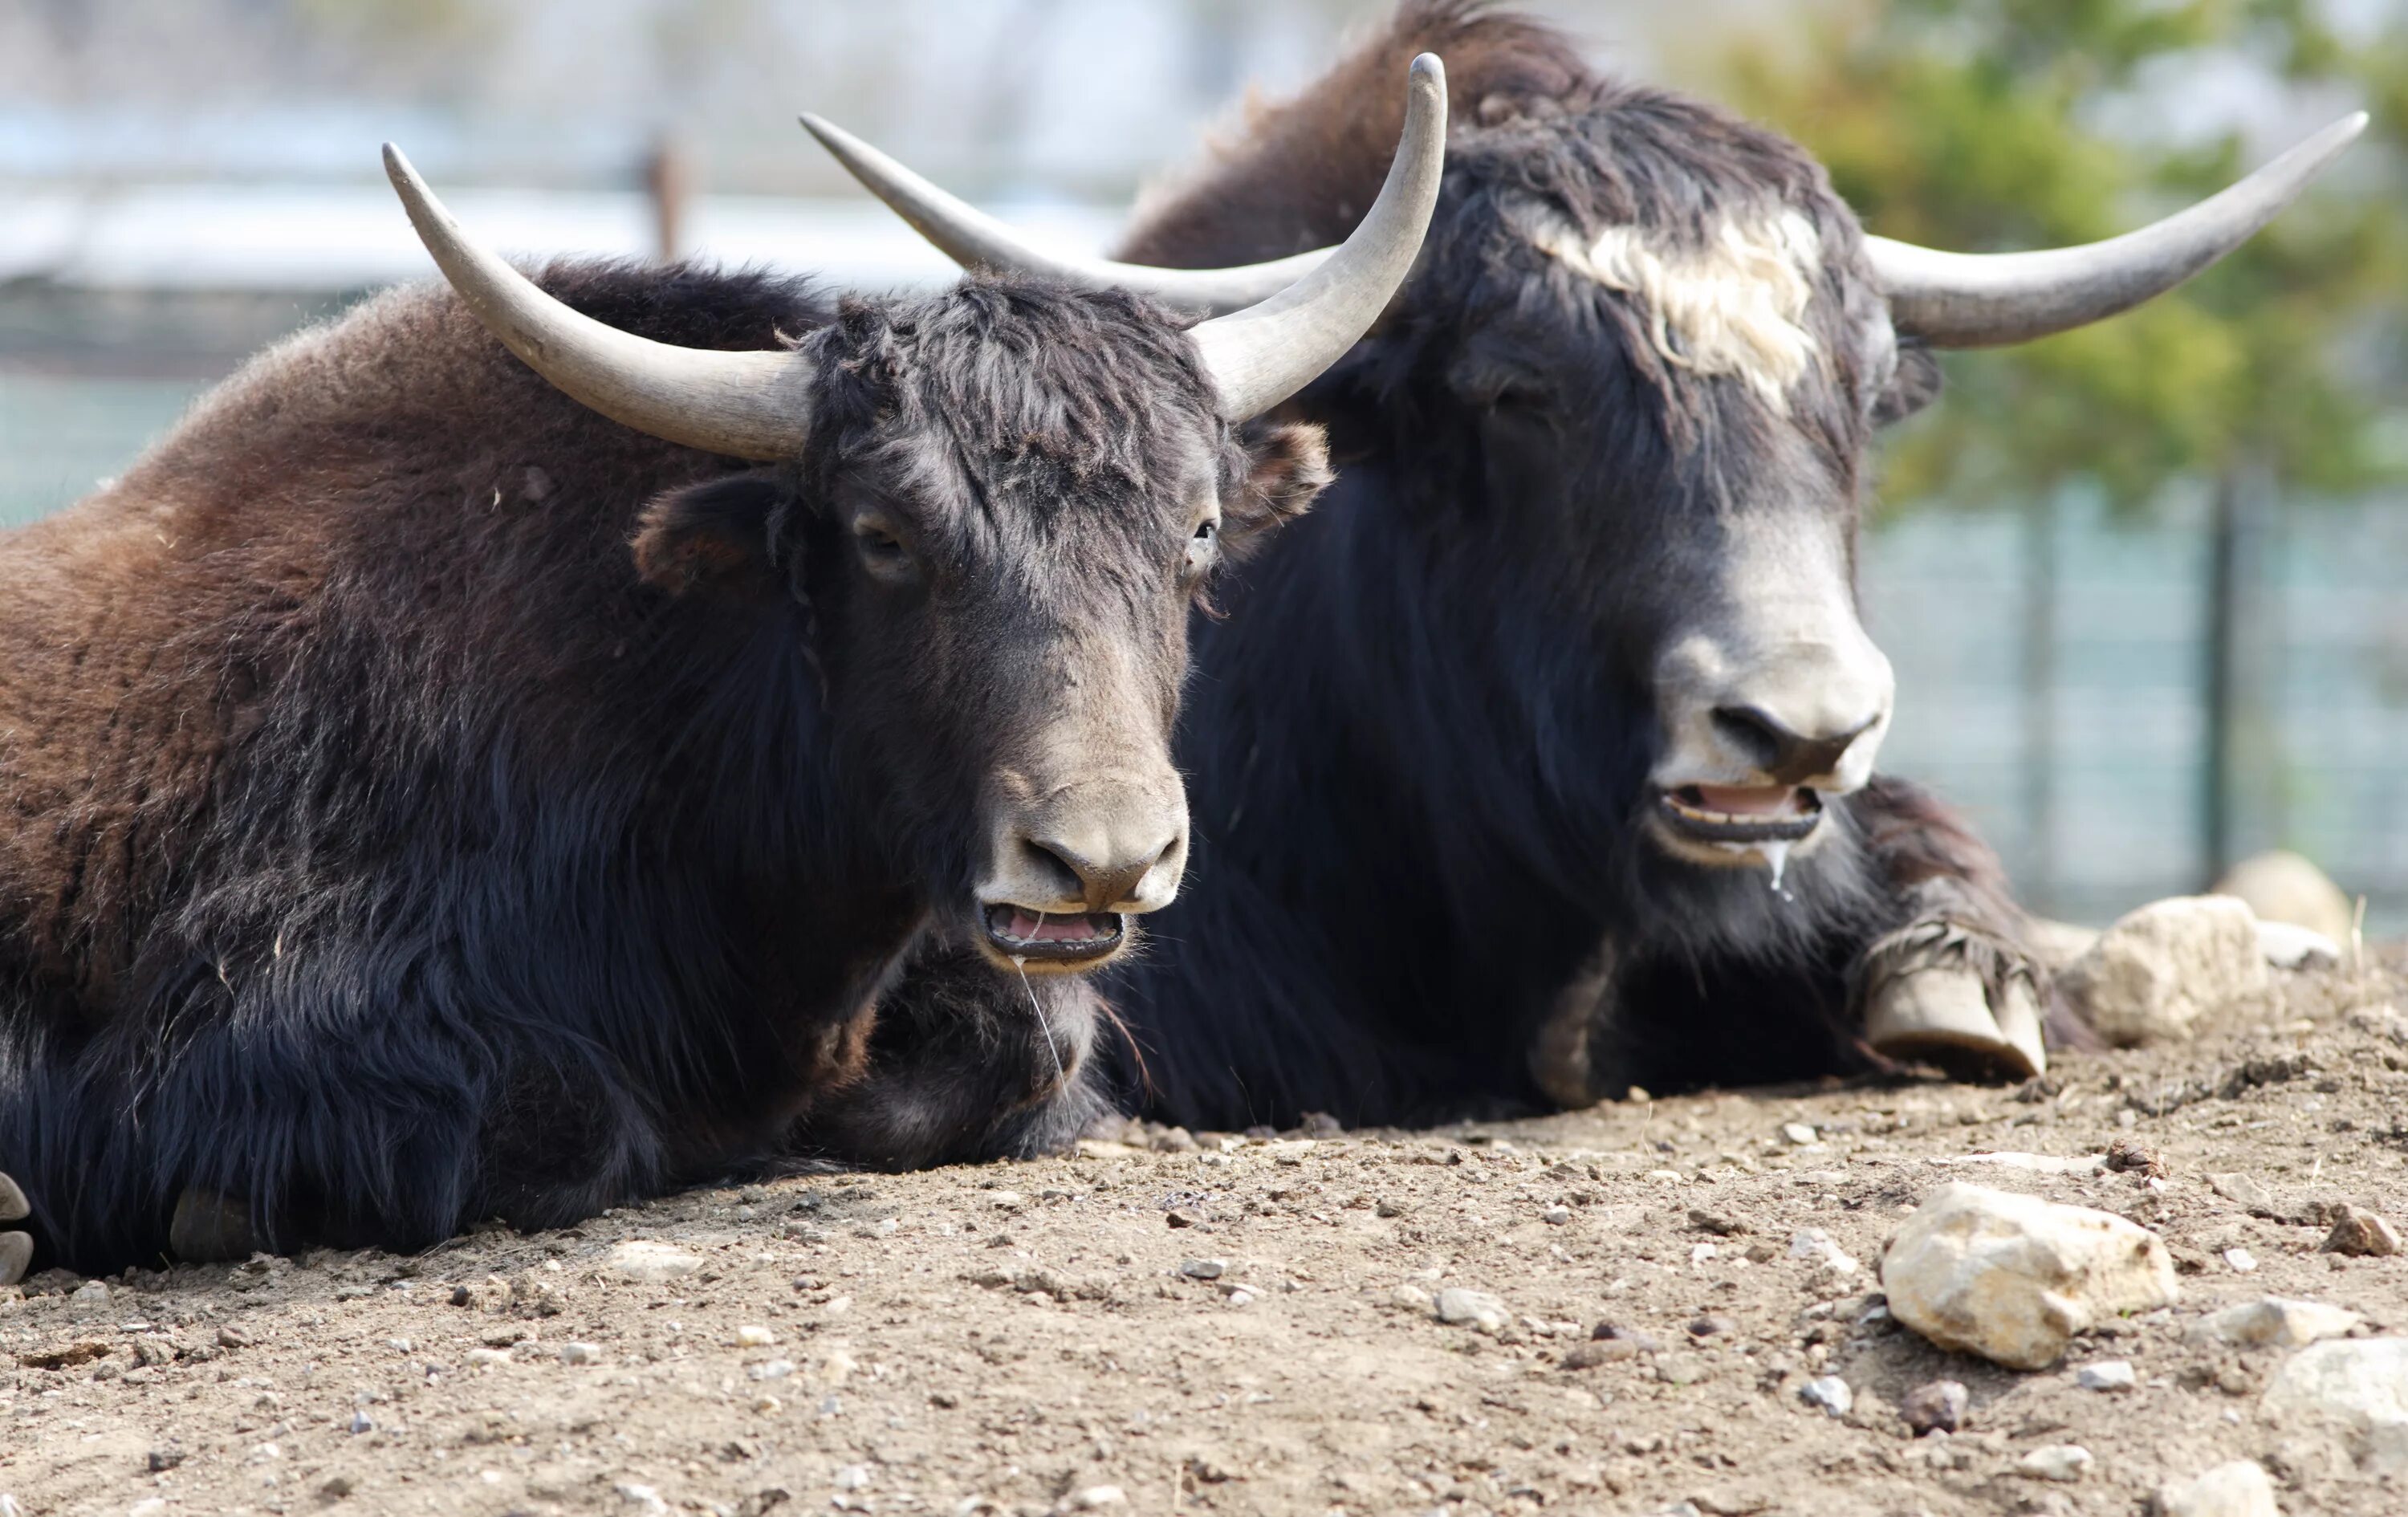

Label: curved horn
[1184,53,1446,419]
[1871,113,2366,348]
[382,144,816,461]
[800,55,1451,335]
[798,132,1329,319]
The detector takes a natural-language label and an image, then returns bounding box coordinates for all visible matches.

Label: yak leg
[783,944,1108,1172]
[1849,775,2052,1081]
[169,1187,259,1264]
[0,1171,28,1286]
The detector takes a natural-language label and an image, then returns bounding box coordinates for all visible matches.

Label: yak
[0,60,1450,1281]
[824,1,2361,1133]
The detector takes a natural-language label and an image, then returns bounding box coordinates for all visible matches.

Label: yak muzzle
[976,781,1189,970]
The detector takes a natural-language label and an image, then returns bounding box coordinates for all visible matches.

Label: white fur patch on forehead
[1534,209,1824,413]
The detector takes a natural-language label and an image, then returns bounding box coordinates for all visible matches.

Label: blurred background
[2,0,2403,928]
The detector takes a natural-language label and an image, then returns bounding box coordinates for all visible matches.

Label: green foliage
[1721,0,2408,515]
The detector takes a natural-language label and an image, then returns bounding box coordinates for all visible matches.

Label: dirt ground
[6,950,2406,1517]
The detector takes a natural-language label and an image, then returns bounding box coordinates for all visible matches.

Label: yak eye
[852,518,913,577]
[1182,517,1220,580]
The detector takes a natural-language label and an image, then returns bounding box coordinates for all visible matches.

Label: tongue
[1694,785,1802,817]
[1003,910,1109,943]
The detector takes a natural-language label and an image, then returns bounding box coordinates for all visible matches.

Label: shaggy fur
[857,0,2038,1131]
[0,262,1325,1272]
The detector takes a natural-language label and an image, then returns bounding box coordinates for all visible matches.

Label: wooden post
[645,134,690,265]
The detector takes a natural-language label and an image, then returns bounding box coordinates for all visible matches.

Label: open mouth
[981,905,1127,966]
[1656,783,1824,847]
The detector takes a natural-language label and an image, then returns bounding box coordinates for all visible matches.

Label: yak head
[1385,83,2354,885]
[379,55,1446,970]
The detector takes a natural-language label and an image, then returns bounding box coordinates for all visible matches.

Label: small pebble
[1686,1314,1736,1338]
[1179,1259,1226,1280]
[2321,1206,2402,1258]
[1559,1339,1635,1369]
[559,1342,603,1365]
[736,1325,777,1347]
[1799,1375,1853,1417]
[1072,1488,1127,1510]
[2223,1247,2258,1274]
[2016,1446,2093,1482]
[605,1240,703,1283]
[1899,1379,1968,1436]
[1434,1288,1510,1334]
[833,1466,871,1491]
[1542,1206,1572,1226]
[2076,1359,2136,1393]
[1592,1323,1664,1353]
[1782,1123,1819,1145]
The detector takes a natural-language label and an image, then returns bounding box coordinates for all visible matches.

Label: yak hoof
[0,1230,29,1287]
[1864,958,2047,1083]
[170,1188,258,1263]
[0,1171,26,1223]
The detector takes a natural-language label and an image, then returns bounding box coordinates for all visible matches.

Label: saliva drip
[1760,839,1793,899]
[1712,839,1796,901]
[1010,914,1068,1087]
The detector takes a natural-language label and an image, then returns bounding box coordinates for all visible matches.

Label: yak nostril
[1710,704,1877,787]
[1022,837,1093,902]
[1025,832,1176,913]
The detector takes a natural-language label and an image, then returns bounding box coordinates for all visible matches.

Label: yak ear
[1872,343,1944,429]
[632,471,793,598]
[1223,421,1332,558]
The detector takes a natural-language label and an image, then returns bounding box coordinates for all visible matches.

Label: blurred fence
[6,291,2404,933]
[1869,492,2408,931]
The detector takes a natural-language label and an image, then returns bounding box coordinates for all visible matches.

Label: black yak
[0,60,1450,1278]
[828,2,2360,1131]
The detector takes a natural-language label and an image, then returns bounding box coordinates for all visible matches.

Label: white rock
[616,1482,671,1515]
[2214,849,2355,943]
[1782,1123,1819,1146]
[1799,1375,1853,1416]
[2153,1461,2279,1517]
[2060,895,2268,1047]
[129,1501,168,1517]
[747,1359,796,1381]
[66,1279,111,1316]
[2076,1359,2136,1392]
[1788,1228,1860,1275]
[1434,1287,1510,1334]
[833,1466,871,1491]
[2262,1337,2408,1471]
[2224,1247,2258,1274]
[2186,1296,2360,1350]
[1072,1487,1126,1509]
[2015,1445,2093,1482]
[605,1240,703,1283]
[1388,1284,1434,1314]
[2207,1172,2277,1211]
[1880,1183,2178,1370]
[2255,920,2341,971]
